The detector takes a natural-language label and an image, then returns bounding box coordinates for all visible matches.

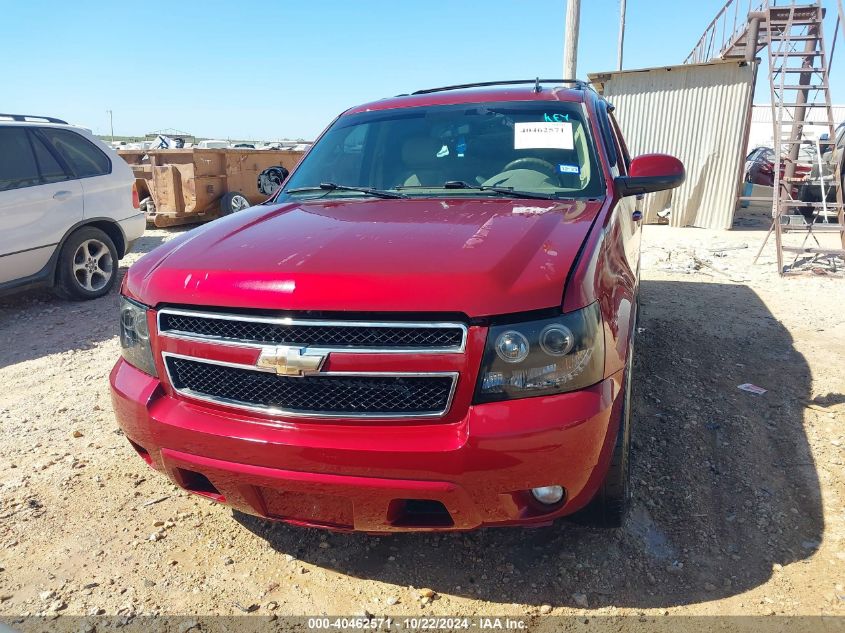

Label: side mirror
[615,154,685,197]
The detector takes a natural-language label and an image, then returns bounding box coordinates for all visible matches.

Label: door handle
[632,210,643,222]
[53,190,72,200]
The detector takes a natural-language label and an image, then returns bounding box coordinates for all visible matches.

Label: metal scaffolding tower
[687,0,845,275]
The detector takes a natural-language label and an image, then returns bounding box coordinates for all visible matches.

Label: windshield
[277,101,605,201]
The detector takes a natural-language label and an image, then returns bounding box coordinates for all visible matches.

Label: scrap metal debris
[738,383,768,395]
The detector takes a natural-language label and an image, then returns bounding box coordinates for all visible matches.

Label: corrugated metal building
[589,59,755,229]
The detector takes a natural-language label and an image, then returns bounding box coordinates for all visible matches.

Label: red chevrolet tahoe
[111,80,684,532]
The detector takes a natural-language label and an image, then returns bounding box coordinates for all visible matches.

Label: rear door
[0,126,83,284]
[38,127,131,222]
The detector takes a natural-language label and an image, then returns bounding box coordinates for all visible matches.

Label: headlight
[474,302,604,403]
[119,296,158,377]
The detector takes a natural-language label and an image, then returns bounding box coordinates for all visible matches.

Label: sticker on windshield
[558,163,580,175]
[514,122,574,150]
[513,205,553,216]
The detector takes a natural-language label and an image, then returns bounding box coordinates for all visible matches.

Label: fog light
[531,485,564,505]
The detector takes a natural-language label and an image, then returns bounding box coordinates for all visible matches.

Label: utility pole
[617,0,626,70]
[106,110,114,142]
[563,0,581,79]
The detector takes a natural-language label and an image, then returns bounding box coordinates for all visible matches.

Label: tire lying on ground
[219,191,252,215]
[54,226,118,301]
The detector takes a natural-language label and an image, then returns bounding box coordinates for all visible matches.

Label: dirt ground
[0,211,844,628]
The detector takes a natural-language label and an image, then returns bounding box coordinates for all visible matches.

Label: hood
[126,197,603,317]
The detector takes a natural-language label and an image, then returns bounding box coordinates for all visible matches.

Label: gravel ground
[0,217,843,628]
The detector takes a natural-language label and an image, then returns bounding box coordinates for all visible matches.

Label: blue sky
[2,0,842,140]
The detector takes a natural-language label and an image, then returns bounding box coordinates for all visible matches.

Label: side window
[0,127,41,191]
[595,104,618,170]
[608,112,631,175]
[29,132,70,184]
[39,128,111,178]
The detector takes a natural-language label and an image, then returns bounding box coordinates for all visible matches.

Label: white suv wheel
[54,227,119,300]
[72,238,114,292]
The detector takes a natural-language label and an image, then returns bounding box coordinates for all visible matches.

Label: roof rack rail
[0,113,68,124]
[411,79,588,96]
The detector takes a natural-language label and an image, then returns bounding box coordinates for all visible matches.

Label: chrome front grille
[158,309,467,353]
[164,354,457,418]
[157,308,467,419]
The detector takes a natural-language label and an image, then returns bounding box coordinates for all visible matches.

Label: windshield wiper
[284,183,406,199]
[443,181,555,200]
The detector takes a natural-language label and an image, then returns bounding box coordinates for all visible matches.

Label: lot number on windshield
[514,121,574,150]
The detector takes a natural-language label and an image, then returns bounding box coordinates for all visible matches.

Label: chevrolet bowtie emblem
[256,346,327,377]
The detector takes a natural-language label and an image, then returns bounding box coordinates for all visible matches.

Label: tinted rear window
[40,128,111,178]
[0,127,40,191]
[31,133,70,184]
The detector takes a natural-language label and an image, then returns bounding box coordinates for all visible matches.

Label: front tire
[54,227,118,300]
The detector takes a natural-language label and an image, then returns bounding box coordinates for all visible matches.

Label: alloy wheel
[73,239,114,292]
[230,194,250,212]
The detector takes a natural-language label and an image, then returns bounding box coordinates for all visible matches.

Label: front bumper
[110,358,623,532]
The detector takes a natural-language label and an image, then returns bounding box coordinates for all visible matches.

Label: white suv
[0,114,145,300]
